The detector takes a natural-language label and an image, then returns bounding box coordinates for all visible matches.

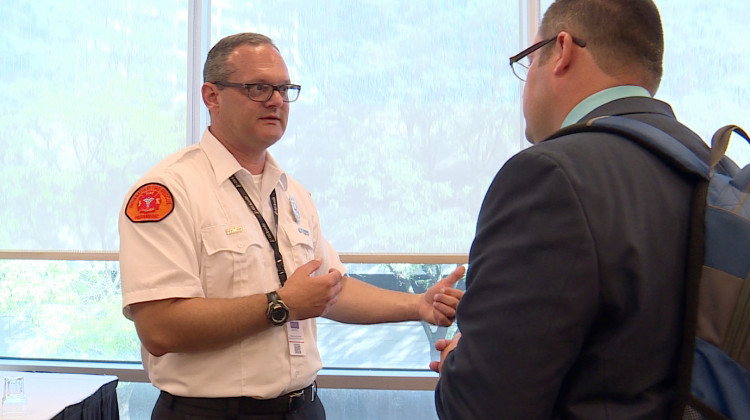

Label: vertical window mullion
[187,0,210,146]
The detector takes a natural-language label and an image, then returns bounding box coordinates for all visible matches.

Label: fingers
[432,310,454,326]
[299,258,323,275]
[439,287,465,300]
[434,338,453,351]
[429,340,451,372]
[429,334,462,374]
[325,269,345,296]
[434,288,464,306]
[431,286,464,325]
[280,262,344,320]
[432,303,457,326]
[319,271,344,316]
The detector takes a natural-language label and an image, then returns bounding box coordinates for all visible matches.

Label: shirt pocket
[279,222,316,271]
[200,224,264,298]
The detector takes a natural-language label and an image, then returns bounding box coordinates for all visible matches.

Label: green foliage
[218,0,524,254]
[0,0,524,255]
[0,0,188,251]
[0,260,140,360]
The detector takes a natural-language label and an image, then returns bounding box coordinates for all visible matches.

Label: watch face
[270,305,288,324]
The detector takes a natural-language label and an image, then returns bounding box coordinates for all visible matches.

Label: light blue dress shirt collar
[561,86,651,129]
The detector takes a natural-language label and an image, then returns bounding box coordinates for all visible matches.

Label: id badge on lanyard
[287,320,306,356]
[229,174,306,357]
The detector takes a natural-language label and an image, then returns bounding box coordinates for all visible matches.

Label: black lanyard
[229,174,287,285]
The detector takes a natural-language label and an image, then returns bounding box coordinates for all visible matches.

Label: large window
[213,0,524,254]
[0,0,522,256]
[1,0,517,366]
[0,0,189,252]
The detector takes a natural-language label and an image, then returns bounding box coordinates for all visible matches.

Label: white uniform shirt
[119,129,345,398]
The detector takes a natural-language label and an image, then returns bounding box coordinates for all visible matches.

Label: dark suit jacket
[435,97,710,419]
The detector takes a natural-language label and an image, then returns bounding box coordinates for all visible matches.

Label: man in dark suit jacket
[431,0,709,418]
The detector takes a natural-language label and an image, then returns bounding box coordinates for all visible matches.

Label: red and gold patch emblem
[125,183,174,223]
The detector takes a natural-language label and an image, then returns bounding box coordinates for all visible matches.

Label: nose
[265,89,285,107]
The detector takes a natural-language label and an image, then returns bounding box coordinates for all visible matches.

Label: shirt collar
[200,129,288,191]
[561,86,651,128]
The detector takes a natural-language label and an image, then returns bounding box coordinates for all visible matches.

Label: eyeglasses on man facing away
[509,35,587,81]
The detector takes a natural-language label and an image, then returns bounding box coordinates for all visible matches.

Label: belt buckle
[288,389,305,411]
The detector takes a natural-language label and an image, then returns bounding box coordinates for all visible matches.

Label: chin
[263,137,282,148]
[524,122,554,145]
[524,128,539,145]
[258,129,285,143]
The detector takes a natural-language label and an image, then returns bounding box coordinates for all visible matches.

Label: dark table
[1,371,118,420]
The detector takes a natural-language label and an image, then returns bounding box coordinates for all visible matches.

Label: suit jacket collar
[545,96,709,161]
[579,96,676,122]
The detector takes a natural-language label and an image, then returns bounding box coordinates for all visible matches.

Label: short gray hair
[203,33,280,83]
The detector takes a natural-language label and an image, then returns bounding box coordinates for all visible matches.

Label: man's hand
[429,333,461,374]
[418,266,465,326]
[277,259,344,320]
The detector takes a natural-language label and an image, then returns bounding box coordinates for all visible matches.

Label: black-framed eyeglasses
[509,36,586,82]
[212,81,302,102]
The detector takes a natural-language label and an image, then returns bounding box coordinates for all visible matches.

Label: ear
[551,32,577,77]
[202,83,220,113]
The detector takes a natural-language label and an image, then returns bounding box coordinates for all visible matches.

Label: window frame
[0,250,466,390]
[0,0,539,391]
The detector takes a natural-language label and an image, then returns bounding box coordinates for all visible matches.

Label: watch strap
[265,291,289,326]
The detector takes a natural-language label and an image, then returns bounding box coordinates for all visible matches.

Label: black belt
[160,383,316,414]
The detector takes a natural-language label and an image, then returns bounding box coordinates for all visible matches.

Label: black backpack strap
[674,179,708,420]
[709,125,750,171]
[547,116,709,419]
[708,126,750,362]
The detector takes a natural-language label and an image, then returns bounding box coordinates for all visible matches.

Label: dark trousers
[151,389,326,420]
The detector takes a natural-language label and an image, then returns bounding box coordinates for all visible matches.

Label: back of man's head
[540,0,664,93]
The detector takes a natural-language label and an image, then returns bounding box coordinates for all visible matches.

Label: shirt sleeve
[119,176,203,319]
[435,149,600,419]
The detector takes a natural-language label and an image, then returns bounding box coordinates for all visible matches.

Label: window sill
[0,359,439,390]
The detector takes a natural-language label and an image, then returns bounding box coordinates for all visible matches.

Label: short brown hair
[203,33,279,83]
[539,0,664,91]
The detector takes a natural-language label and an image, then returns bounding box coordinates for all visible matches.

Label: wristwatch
[265,291,289,326]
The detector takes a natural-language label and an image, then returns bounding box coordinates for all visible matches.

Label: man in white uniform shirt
[119,32,465,420]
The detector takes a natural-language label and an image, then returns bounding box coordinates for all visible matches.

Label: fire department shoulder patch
[125,183,174,223]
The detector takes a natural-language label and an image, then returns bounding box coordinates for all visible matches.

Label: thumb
[300,258,323,275]
[437,265,466,288]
